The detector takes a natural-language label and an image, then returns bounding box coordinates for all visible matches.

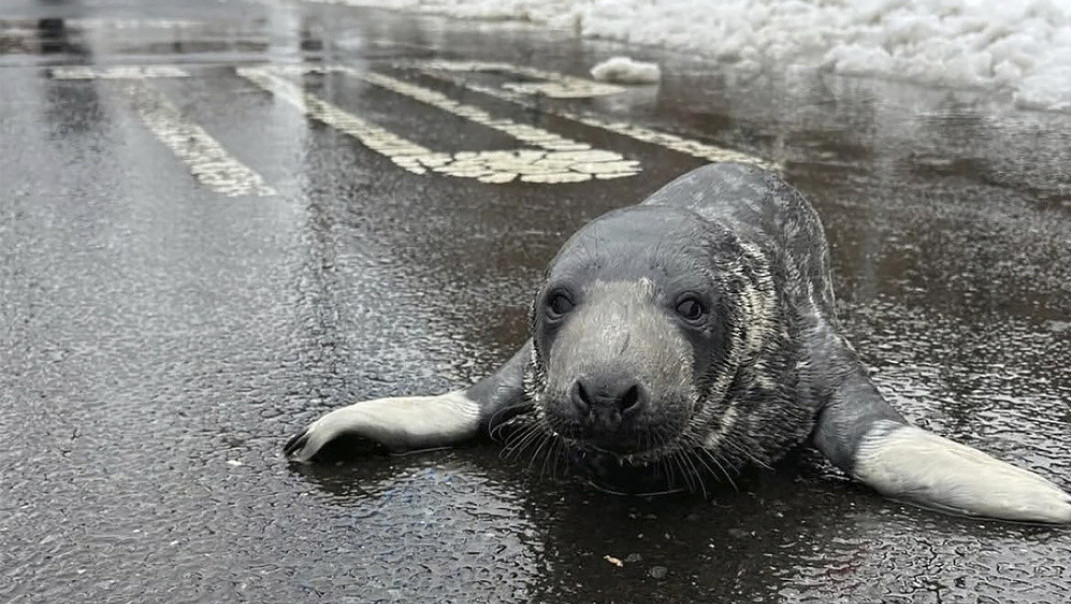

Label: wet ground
[2,0,1070,602]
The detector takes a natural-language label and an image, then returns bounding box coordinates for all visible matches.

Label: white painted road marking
[413,60,774,170]
[48,60,771,190]
[62,18,202,30]
[51,65,191,80]
[236,66,437,164]
[238,65,641,183]
[123,82,278,197]
[49,66,276,197]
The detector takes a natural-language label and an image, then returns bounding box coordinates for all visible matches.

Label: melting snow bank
[316,0,1071,112]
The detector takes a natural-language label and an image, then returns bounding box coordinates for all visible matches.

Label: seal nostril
[572,380,593,412]
[618,384,641,413]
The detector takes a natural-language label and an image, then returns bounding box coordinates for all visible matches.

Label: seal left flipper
[810,337,1071,524]
[283,391,482,461]
[285,342,531,462]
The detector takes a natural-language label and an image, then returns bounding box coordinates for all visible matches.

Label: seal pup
[284,163,1071,524]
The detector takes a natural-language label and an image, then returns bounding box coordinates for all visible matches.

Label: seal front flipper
[284,342,532,462]
[810,335,1071,524]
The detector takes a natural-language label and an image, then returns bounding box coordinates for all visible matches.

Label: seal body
[285,163,1071,523]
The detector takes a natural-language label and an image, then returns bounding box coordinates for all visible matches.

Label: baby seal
[284,163,1071,524]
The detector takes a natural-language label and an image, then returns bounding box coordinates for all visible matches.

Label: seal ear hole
[546,291,575,320]
[675,295,706,321]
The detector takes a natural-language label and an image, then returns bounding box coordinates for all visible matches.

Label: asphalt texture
[2,1,1070,602]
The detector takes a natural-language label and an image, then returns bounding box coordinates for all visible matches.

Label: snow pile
[317,0,1071,111]
[590,56,661,83]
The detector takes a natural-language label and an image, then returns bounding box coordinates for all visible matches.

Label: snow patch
[319,0,1071,112]
[590,56,661,84]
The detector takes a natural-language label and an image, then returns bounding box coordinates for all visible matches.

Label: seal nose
[572,376,645,416]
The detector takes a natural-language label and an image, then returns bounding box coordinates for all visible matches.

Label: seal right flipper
[285,341,532,462]
[809,334,1071,524]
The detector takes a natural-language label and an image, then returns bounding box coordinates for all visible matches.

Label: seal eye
[675,296,705,321]
[546,292,575,319]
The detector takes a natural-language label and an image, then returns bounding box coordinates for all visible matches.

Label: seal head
[511,203,790,491]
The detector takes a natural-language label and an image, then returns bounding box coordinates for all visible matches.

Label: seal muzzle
[540,280,696,456]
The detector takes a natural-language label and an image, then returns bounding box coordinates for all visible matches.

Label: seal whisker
[682,451,702,494]
[488,402,536,443]
[532,433,556,475]
[698,446,739,492]
[520,429,552,471]
[543,435,558,481]
[660,456,676,490]
[500,421,543,461]
[645,427,678,487]
[679,448,709,497]
[551,437,568,482]
[683,451,703,494]
[684,446,720,494]
[539,432,563,481]
[722,437,769,470]
[670,450,694,493]
[502,431,540,464]
[646,426,674,463]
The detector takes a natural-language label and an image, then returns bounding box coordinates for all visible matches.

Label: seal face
[539,279,697,455]
[501,204,807,492]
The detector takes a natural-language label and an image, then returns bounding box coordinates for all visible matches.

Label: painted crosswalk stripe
[412,60,775,170]
[237,66,437,159]
[237,65,641,184]
[50,66,277,197]
[51,65,191,80]
[123,82,277,197]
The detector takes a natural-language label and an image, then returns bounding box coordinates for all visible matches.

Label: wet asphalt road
[2,1,1070,602]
